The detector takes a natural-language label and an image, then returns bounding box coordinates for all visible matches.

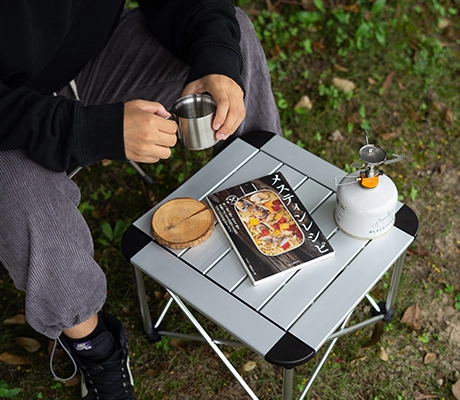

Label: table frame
[122,131,419,399]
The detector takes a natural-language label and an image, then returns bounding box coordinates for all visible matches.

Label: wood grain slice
[151,197,214,249]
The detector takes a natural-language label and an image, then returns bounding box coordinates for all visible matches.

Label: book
[207,172,334,285]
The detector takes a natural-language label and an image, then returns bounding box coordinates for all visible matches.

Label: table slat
[295,179,332,213]
[259,231,366,328]
[181,226,230,273]
[276,165,307,189]
[213,152,282,192]
[261,136,343,191]
[310,195,339,238]
[289,227,414,350]
[131,242,285,355]
[205,249,247,291]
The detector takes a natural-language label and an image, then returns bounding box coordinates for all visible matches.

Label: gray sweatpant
[0,8,281,339]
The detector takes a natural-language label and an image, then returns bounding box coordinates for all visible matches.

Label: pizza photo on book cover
[207,172,334,285]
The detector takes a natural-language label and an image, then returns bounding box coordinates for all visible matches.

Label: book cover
[207,172,334,285]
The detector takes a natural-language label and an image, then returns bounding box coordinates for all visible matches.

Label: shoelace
[80,347,135,400]
[49,337,78,381]
[50,338,135,400]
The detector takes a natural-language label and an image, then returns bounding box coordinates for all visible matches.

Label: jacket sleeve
[0,82,126,172]
[137,0,244,92]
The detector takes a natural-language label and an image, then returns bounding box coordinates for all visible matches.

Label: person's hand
[182,74,245,140]
[123,100,177,163]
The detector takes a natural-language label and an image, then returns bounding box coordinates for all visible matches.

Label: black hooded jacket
[0,0,243,171]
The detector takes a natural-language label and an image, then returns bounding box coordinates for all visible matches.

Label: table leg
[386,252,407,315]
[166,291,260,400]
[282,368,294,400]
[132,266,159,341]
[297,311,353,399]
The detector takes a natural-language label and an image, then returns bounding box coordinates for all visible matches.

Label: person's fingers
[123,100,177,163]
[211,93,229,132]
[213,91,245,139]
[181,74,245,139]
[133,99,171,117]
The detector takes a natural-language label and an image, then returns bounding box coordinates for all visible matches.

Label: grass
[1,0,460,399]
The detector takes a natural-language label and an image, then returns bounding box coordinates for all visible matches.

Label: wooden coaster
[151,197,214,249]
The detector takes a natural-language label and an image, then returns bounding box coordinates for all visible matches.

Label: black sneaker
[61,312,136,400]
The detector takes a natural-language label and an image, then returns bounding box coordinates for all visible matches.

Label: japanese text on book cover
[207,172,334,285]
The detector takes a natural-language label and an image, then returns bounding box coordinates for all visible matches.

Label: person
[0,0,282,399]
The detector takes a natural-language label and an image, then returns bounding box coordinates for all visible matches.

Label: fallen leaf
[328,130,344,142]
[438,18,450,29]
[242,360,257,372]
[238,360,257,375]
[407,243,430,257]
[437,163,447,174]
[63,374,81,387]
[423,352,437,364]
[444,108,454,124]
[431,100,446,112]
[362,320,385,348]
[435,370,445,381]
[401,304,422,330]
[312,40,326,53]
[170,338,200,353]
[0,352,31,365]
[378,347,389,362]
[267,0,283,13]
[368,77,376,85]
[269,44,282,59]
[3,314,27,325]
[379,131,399,141]
[349,356,366,366]
[346,112,361,125]
[332,77,356,93]
[403,102,418,121]
[333,64,348,72]
[295,95,313,110]
[381,71,395,92]
[344,4,360,12]
[300,0,310,10]
[145,362,167,378]
[413,393,438,400]
[171,339,188,352]
[16,337,41,353]
[154,290,168,301]
[453,378,460,400]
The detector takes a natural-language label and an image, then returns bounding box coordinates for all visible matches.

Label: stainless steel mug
[170,94,218,151]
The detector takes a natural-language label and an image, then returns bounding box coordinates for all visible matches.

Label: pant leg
[59,8,282,138]
[233,9,282,137]
[0,150,106,339]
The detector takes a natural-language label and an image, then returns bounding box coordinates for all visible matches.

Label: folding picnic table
[122,131,419,399]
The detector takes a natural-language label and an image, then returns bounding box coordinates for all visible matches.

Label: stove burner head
[359,144,387,166]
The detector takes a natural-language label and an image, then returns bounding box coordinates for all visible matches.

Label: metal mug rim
[169,93,218,150]
[170,93,216,119]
